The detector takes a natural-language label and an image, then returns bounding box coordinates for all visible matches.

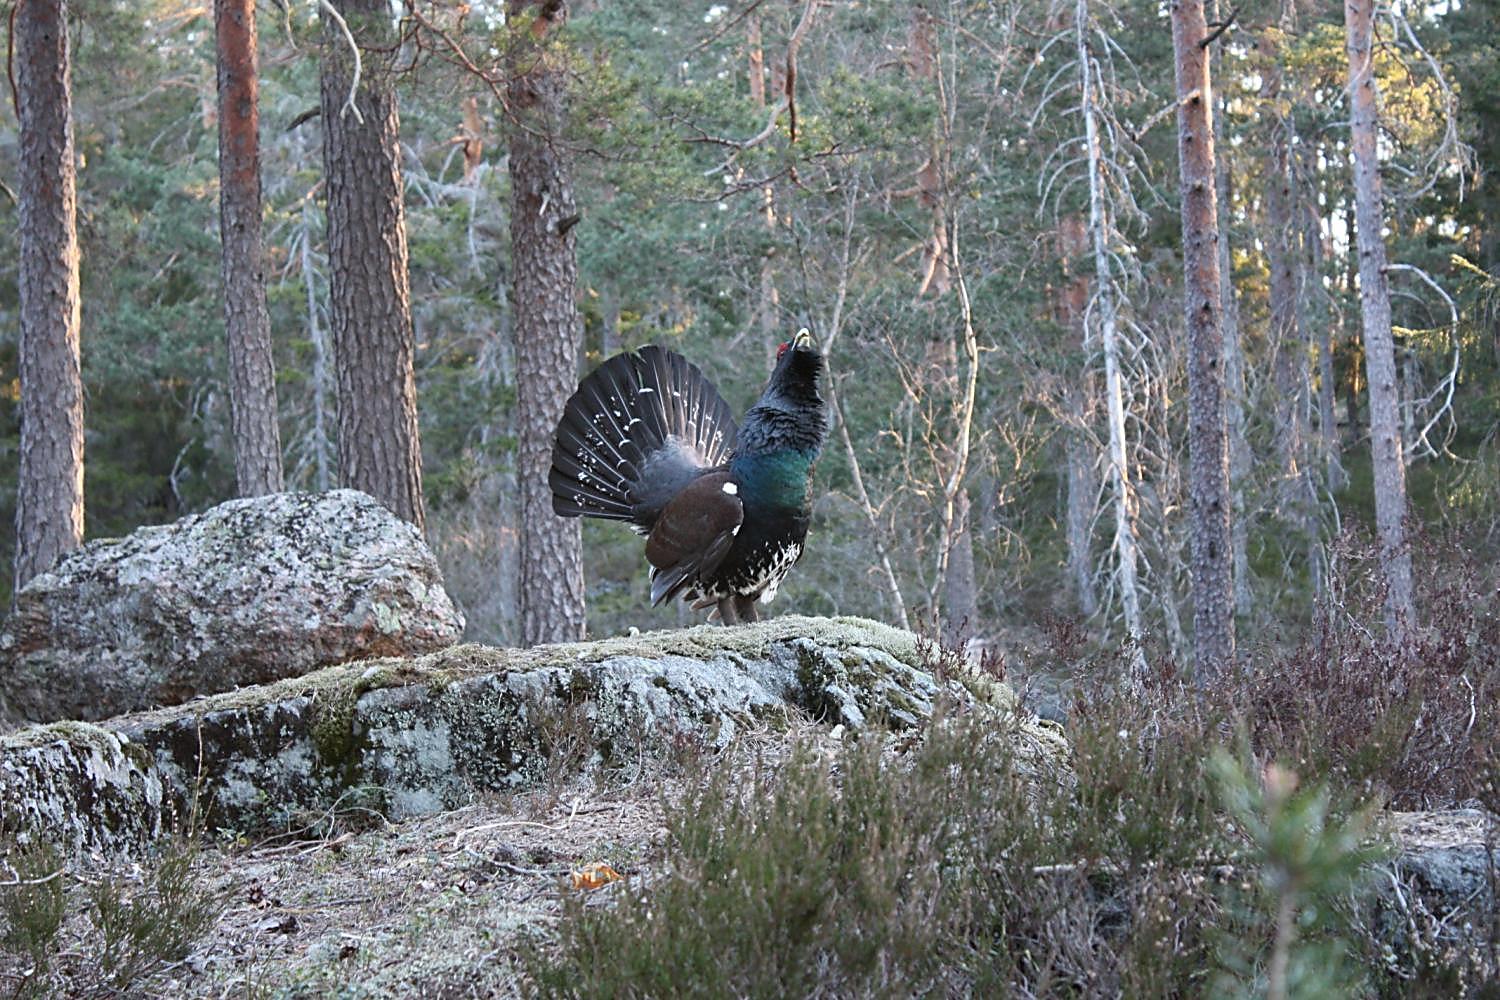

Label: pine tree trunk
[509,0,586,645]
[215,0,283,497]
[1293,173,1328,593]
[1064,431,1099,616]
[1307,198,1345,492]
[1260,35,1307,520]
[1172,0,1236,680]
[1260,26,1324,590]
[319,0,425,529]
[14,0,84,591]
[1210,0,1244,617]
[1342,198,1362,444]
[1216,152,1253,616]
[1345,0,1416,635]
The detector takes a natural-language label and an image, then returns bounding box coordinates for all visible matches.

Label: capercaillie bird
[549,329,829,624]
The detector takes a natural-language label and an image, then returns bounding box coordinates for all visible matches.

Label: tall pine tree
[14,0,84,591]
[509,0,586,644]
[215,0,283,497]
[1173,0,1235,679]
[319,0,426,529]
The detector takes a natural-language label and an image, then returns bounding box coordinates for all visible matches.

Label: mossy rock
[0,616,1067,859]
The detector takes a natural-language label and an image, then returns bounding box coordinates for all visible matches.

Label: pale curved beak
[792,328,814,350]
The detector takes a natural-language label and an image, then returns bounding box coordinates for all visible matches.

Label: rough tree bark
[319,0,426,530]
[941,490,978,647]
[14,0,84,591]
[1172,0,1236,680]
[1216,151,1252,615]
[1345,0,1416,634]
[509,0,586,645]
[215,0,284,497]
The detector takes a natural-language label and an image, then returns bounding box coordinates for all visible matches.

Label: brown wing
[645,472,743,606]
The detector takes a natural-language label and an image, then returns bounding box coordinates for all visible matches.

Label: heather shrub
[526,703,1390,997]
[526,534,1500,996]
[1240,530,1500,809]
[0,837,222,997]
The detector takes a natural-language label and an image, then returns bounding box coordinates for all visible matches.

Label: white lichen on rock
[0,723,169,855]
[0,490,464,726]
[0,616,1069,859]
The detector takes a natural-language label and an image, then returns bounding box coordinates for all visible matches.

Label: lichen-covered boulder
[0,722,170,855]
[0,490,464,726]
[1379,810,1500,971]
[0,616,1069,858]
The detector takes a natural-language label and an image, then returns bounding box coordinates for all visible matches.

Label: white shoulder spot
[721,481,738,496]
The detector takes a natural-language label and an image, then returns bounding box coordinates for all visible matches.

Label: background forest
[1,0,1496,662]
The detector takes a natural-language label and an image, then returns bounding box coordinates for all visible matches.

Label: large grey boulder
[0,616,1068,858]
[0,490,463,725]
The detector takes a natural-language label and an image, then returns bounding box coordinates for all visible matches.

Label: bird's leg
[733,595,760,623]
[716,597,740,625]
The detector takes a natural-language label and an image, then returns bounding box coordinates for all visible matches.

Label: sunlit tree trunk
[14,0,84,591]
[509,0,586,644]
[1173,0,1235,680]
[215,0,283,497]
[1345,0,1415,635]
[320,0,426,529]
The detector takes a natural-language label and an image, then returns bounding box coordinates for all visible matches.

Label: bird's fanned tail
[550,346,738,531]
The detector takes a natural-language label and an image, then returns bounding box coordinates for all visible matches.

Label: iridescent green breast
[730,450,816,512]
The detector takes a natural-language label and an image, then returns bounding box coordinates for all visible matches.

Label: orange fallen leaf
[570,862,624,891]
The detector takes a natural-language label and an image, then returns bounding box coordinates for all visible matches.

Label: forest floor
[188,780,663,998]
[13,723,833,999]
